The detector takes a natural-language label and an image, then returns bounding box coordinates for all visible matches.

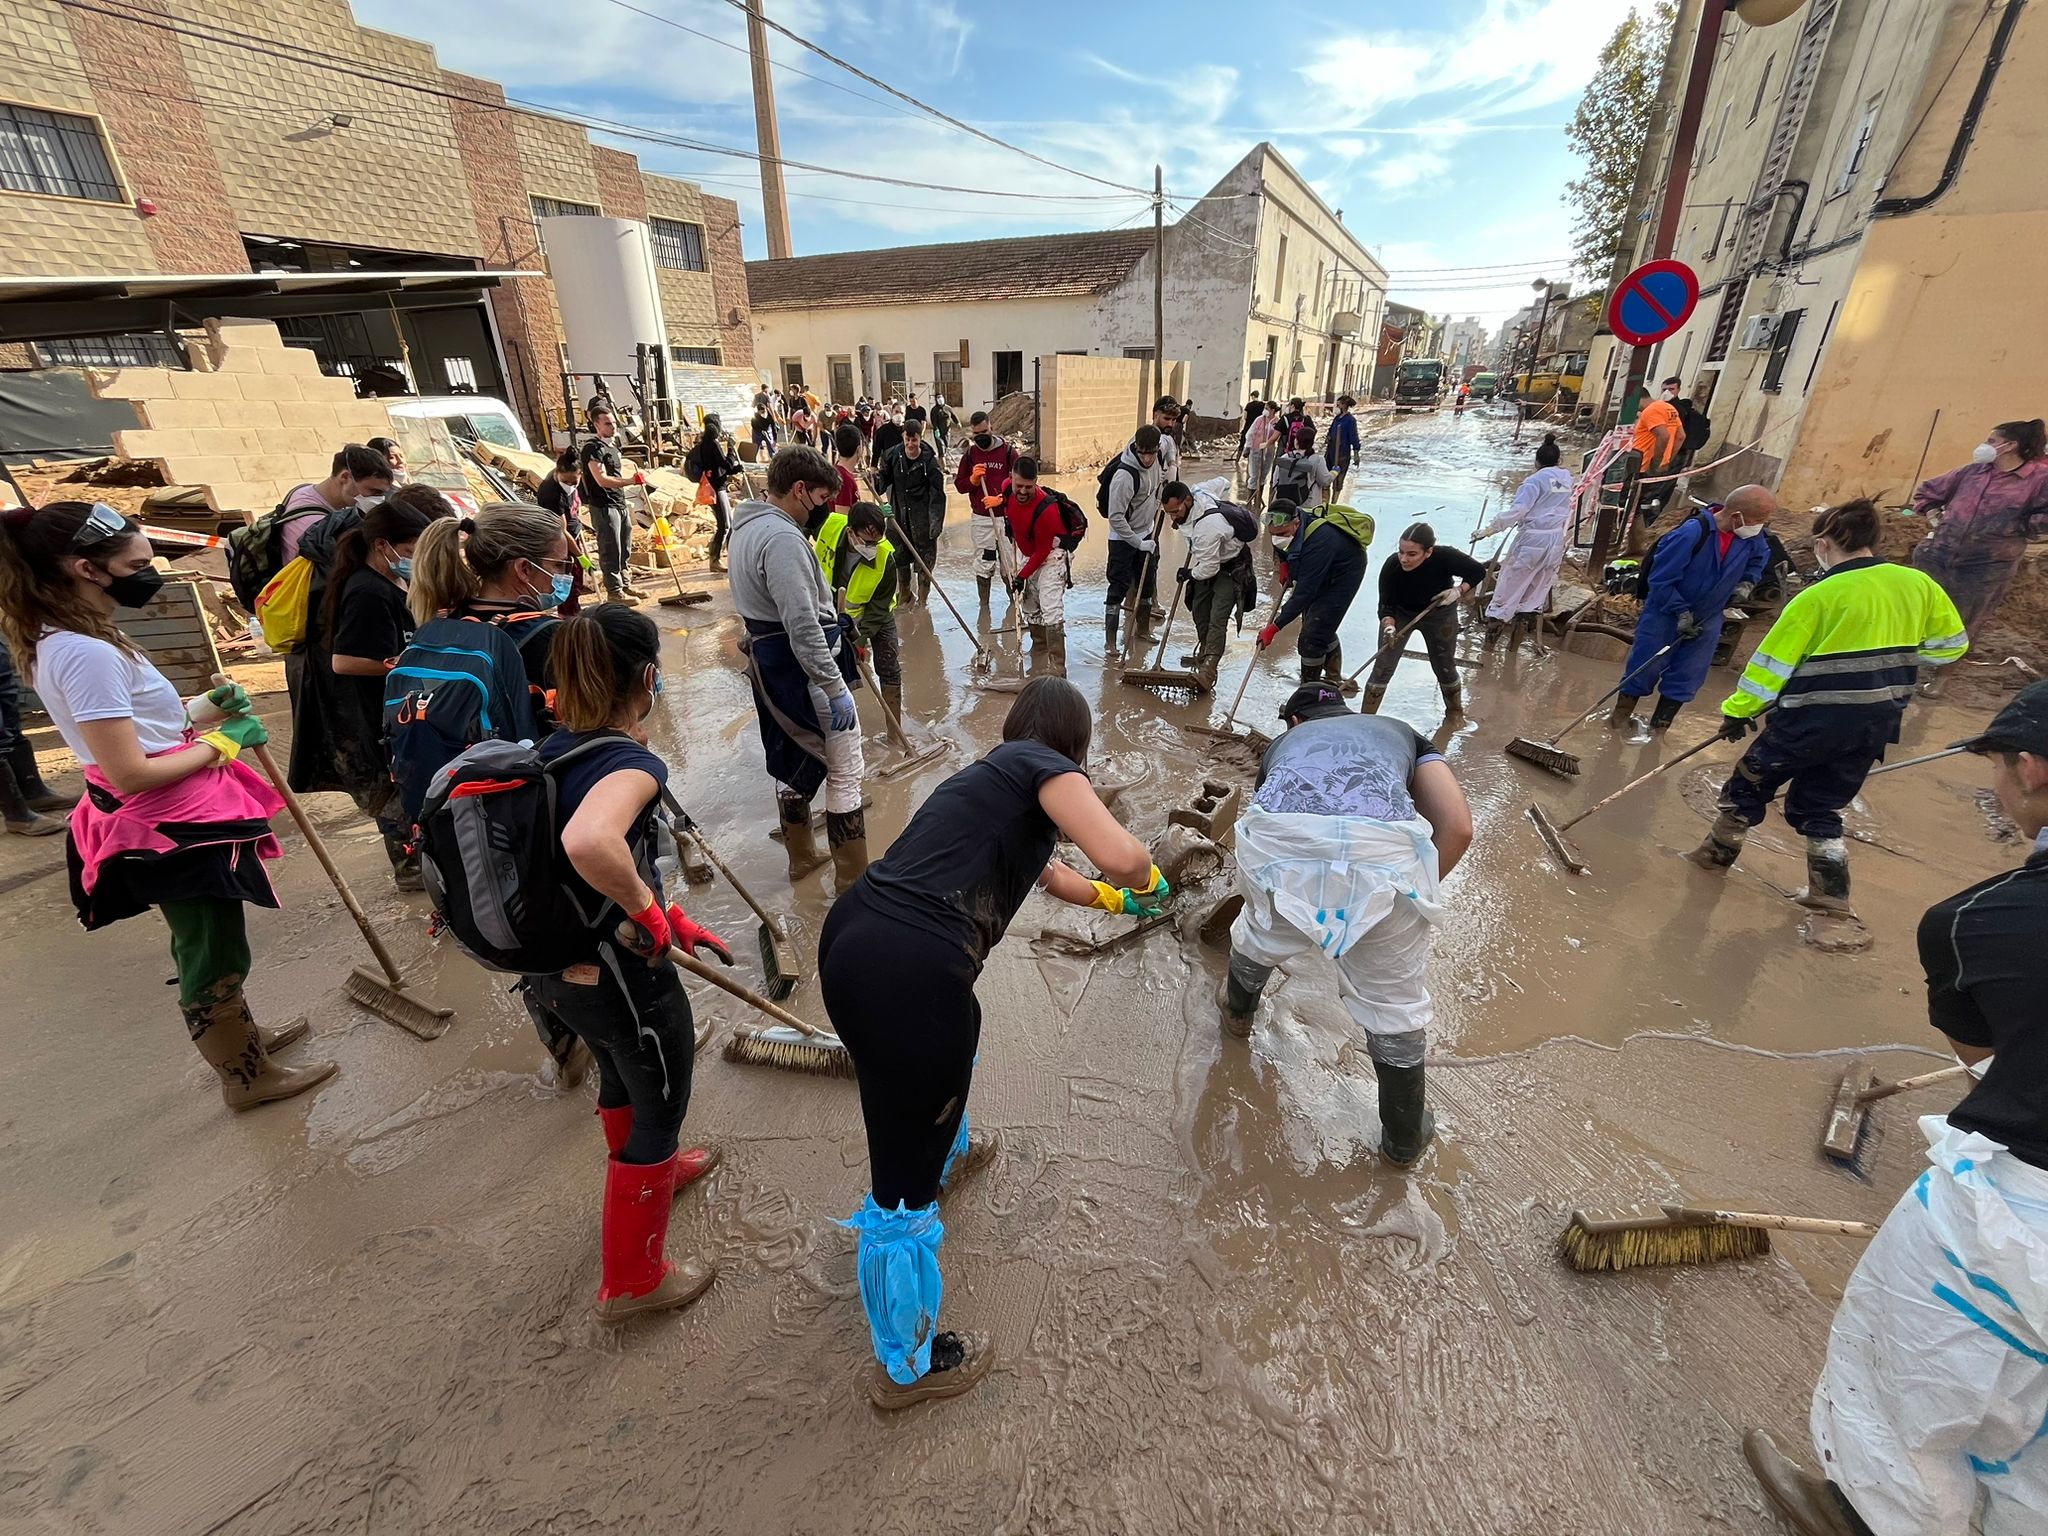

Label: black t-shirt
[1918,848,2048,1169]
[537,474,580,530]
[329,565,412,756]
[872,421,906,461]
[859,740,1082,966]
[903,404,928,429]
[540,728,668,955]
[579,436,625,511]
[1379,546,1488,617]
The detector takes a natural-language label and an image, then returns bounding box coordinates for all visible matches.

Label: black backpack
[1208,499,1259,544]
[1633,507,1716,601]
[1039,490,1089,552]
[683,442,703,481]
[1095,457,1138,517]
[384,614,540,823]
[416,735,622,975]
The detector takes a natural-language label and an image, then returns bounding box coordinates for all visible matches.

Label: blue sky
[353,0,1643,325]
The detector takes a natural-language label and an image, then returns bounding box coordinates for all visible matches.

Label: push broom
[649,945,852,1079]
[1528,728,1734,876]
[660,792,805,1001]
[649,510,711,609]
[882,513,1023,693]
[851,645,949,780]
[1120,573,1202,693]
[1503,640,1679,776]
[1560,1203,1877,1273]
[1820,1061,1973,1173]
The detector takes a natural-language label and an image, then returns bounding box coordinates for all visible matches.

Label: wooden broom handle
[661,945,833,1039]
[1218,587,1289,730]
[1858,1062,1973,1104]
[1345,588,1460,684]
[883,513,990,659]
[1662,1204,1878,1238]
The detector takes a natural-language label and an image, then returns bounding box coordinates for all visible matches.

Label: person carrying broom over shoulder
[1743,683,2048,1536]
[820,678,1165,1409]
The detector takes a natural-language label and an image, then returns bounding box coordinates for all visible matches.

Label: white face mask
[1973,442,2000,464]
[850,540,878,562]
[356,492,385,511]
[1734,521,1765,539]
[1813,540,1836,572]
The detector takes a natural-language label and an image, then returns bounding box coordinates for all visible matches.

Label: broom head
[1821,1069,1878,1167]
[659,592,712,607]
[722,1024,856,1079]
[346,966,454,1040]
[1120,667,1202,693]
[755,921,802,1001]
[1527,802,1589,874]
[1505,735,1581,776]
[1559,1207,1771,1272]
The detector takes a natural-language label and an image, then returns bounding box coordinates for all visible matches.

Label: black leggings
[1368,604,1461,690]
[819,885,980,1208]
[708,487,732,564]
[529,949,695,1165]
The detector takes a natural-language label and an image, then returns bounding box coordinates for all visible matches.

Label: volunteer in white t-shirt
[0,500,336,1111]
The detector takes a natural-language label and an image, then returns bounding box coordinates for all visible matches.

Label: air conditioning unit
[1738,314,1779,350]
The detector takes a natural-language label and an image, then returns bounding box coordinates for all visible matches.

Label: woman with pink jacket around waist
[1911,417,2048,640]
[0,500,335,1111]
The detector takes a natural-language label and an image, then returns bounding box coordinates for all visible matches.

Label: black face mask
[104,567,165,610]
[972,433,992,449]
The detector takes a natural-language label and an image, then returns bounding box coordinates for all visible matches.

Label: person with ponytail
[1474,432,1574,658]
[1911,418,2048,644]
[685,414,739,573]
[0,501,335,1109]
[529,604,729,1323]
[387,501,586,1082]
[286,487,453,889]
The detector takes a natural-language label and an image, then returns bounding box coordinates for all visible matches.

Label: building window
[1705,279,1749,363]
[649,217,707,272]
[780,357,805,392]
[992,350,1023,400]
[530,195,599,252]
[828,355,853,403]
[669,345,720,365]
[880,354,906,399]
[1748,55,1776,124]
[442,356,478,390]
[932,353,962,407]
[1709,101,1732,162]
[34,333,184,368]
[1833,97,1881,195]
[1760,307,1804,394]
[0,103,123,202]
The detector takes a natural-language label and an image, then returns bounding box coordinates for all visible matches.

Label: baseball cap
[1277,682,1349,721]
[1265,499,1301,527]
[1951,680,2048,756]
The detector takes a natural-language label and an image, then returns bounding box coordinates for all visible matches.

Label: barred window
[36,333,185,368]
[649,217,707,271]
[0,103,123,202]
[669,345,720,365]
[530,195,599,252]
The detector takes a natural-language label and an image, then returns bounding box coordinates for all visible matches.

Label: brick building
[0,0,752,443]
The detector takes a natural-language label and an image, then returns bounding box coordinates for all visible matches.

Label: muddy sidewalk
[0,408,2014,1532]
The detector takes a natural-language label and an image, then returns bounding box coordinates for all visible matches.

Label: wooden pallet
[117,579,224,696]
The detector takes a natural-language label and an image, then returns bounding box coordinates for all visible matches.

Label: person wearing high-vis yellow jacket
[1690,500,1969,911]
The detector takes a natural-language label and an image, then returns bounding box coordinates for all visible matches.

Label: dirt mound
[1776,503,1923,567]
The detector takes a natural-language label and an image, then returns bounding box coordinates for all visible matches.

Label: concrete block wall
[92,318,393,517]
[1037,355,1190,473]
[641,172,721,355]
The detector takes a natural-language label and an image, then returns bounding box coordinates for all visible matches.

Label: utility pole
[1152,165,1165,404]
[746,0,793,261]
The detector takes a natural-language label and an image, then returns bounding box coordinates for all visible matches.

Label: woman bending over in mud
[819,676,1167,1408]
[530,604,731,1322]
[0,501,335,1110]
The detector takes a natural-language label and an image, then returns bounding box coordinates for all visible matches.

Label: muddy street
[0,407,2016,1534]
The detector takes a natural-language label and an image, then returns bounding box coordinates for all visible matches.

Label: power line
[55,0,1136,204]
[1380,258,1573,276]
[702,0,1151,196]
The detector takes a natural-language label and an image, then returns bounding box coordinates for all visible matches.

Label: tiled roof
[745,227,1156,311]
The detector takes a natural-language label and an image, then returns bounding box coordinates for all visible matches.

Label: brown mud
[0,409,2017,1532]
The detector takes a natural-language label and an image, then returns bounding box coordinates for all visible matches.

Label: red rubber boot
[596,1104,722,1189]
[595,1153,717,1323]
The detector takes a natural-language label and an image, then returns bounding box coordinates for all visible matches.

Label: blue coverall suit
[1621,506,1770,707]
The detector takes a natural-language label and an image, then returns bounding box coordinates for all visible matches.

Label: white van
[385,395,532,455]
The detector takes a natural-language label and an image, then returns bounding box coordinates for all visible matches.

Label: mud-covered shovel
[218,676,453,1038]
[884,513,1023,693]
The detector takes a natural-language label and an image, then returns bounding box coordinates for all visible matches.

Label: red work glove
[1274,558,1291,588]
[1257,622,1280,651]
[620,899,733,966]
[633,470,647,486]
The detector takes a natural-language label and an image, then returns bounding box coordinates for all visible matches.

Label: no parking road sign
[1606,259,1700,348]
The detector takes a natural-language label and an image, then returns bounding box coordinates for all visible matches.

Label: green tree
[1563,0,1677,283]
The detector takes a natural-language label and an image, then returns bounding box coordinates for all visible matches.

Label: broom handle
[653,513,690,598]
[659,793,782,938]
[1868,746,1967,777]
[1857,1062,1973,1105]
[213,673,407,987]
[1145,572,1187,672]
[1219,587,1289,730]
[1662,1204,1878,1239]
[1557,731,1729,834]
[884,513,990,660]
[851,644,913,751]
[1345,589,1459,684]
[1545,641,1681,750]
[663,947,831,1038]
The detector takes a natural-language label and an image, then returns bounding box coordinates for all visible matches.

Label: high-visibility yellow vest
[814,512,896,619]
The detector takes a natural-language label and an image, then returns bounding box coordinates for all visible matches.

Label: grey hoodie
[728,499,844,697]
[1105,444,1164,546]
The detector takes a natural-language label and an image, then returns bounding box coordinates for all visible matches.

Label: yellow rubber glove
[199,712,269,763]
[1087,867,1171,917]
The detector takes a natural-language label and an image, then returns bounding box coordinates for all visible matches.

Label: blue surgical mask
[392,556,413,582]
[547,573,574,609]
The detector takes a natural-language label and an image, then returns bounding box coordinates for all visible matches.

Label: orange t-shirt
[1632,399,1680,464]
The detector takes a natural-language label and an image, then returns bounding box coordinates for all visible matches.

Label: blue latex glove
[828,691,859,732]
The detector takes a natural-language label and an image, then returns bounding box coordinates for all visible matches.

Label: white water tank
[541,216,667,385]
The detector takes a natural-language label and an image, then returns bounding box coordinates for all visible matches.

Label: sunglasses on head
[70,502,129,550]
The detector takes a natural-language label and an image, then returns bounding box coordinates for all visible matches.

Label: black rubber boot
[1607,693,1640,728]
[0,760,61,837]
[1799,838,1853,915]
[1103,606,1120,656]
[1480,619,1504,654]
[9,737,71,812]
[1374,1061,1435,1167]
[976,574,992,608]
[1649,695,1682,730]
[1220,975,1260,1039]
[1686,809,1748,870]
[826,807,869,895]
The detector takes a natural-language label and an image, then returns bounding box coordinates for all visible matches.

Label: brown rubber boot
[1504,616,1528,656]
[976,573,992,607]
[826,807,870,894]
[1193,655,1218,694]
[882,680,905,731]
[0,760,62,836]
[1359,683,1387,716]
[1480,619,1504,655]
[1323,647,1359,696]
[1441,683,1465,727]
[184,987,337,1110]
[867,1330,996,1411]
[10,738,72,812]
[257,1013,311,1054]
[917,571,931,606]
[1741,1429,1858,1536]
[778,791,830,879]
[1686,809,1748,871]
[1607,693,1641,729]
[1046,624,1068,678]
